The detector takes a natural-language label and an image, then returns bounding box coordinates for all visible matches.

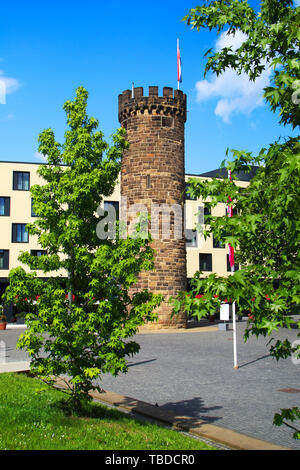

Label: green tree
[171,0,300,438]
[4,87,162,412]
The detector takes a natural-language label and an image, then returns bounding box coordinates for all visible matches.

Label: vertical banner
[177,39,182,90]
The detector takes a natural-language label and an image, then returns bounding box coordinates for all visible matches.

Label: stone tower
[118,86,187,328]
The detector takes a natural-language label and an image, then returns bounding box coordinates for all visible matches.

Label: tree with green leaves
[171,0,300,439]
[4,87,162,412]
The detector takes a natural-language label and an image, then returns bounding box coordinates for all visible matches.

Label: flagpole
[177,39,179,90]
[228,169,238,369]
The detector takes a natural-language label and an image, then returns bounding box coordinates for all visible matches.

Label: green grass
[0,373,215,450]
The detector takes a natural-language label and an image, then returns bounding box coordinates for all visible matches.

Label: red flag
[177,39,182,85]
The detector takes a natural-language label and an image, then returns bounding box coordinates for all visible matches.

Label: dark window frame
[0,197,10,216]
[185,183,197,201]
[31,250,47,257]
[185,229,198,248]
[12,223,29,243]
[213,235,225,249]
[0,250,9,270]
[13,171,30,191]
[104,201,119,221]
[199,253,212,272]
[203,204,211,224]
[31,198,38,217]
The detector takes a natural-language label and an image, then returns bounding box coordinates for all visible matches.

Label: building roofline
[0,160,48,165]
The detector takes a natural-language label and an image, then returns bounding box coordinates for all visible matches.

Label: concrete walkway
[1,321,299,450]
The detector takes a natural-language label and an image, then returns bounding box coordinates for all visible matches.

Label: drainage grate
[278,388,300,394]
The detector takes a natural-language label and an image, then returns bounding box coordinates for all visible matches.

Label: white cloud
[0,70,20,104]
[216,29,247,51]
[0,70,20,94]
[195,30,272,123]
[34,151,47,162]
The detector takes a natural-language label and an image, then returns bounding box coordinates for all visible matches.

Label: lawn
[0,373,215,450]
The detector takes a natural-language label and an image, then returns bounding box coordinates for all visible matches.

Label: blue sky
[0,0,298,174]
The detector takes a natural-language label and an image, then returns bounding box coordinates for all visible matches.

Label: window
[227,254,239,272]
[0,250,9,270]
[185,183,197,201]
[13,171,30,190]
[31,198,38,217]
[226,207,239,216]
[199,253,212,272]
[30,250,47,270]
[104,201,119,220]
[0,197,10,216]
[213,235,225,249]
[204,204,211,224]
[31,250,47,257]
[162,116,173,128]
[185,229,197,248]
[12,224,29,243]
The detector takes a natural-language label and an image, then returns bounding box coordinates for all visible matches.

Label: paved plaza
[1,320,299,450]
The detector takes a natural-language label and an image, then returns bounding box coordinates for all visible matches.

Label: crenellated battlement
[118,86,187,123]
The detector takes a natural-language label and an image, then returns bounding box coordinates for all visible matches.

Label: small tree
[4,87,162,411]
[171,0,300,438]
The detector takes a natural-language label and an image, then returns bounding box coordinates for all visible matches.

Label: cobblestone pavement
[97,321,300,450]
[1,321,299,450]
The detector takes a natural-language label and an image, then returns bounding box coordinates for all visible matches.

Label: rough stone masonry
[118,85,187,328]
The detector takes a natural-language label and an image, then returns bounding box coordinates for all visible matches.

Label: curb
[53,377,291,451]
[89,389,291,451]
[0,366,292,451]
[137,325,219,334]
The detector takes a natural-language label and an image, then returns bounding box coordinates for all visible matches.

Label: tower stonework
[118,86,187,328]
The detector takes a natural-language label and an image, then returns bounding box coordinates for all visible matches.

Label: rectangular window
[31,250,47,257]
[0,197,10,216]
[204,204,211,224]
[227,254,239,272]
[104,201,119,220]
[13,171,30,191]
[185,229,197,248]
[0,250,9,270]
[213,235,225,249]
[12,224,29,243]
[31,198,38,217]
[185,183,197,201]
[199,253,212,272]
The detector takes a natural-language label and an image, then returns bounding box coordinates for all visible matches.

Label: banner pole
[231,266,238,369]
[228,169,238,369]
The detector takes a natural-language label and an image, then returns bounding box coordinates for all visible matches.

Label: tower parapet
[118,86,187,124]
[118,85,187,328]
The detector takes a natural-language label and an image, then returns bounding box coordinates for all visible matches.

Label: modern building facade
[0,159,255,324]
